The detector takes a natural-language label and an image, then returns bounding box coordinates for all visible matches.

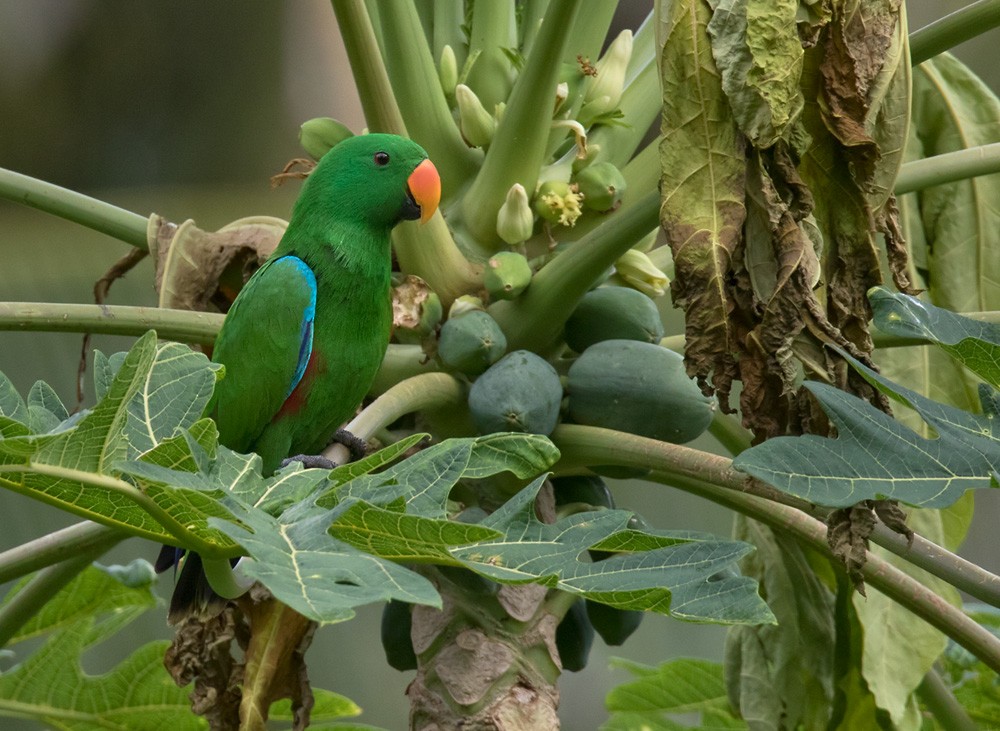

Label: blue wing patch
[274,256,317,398]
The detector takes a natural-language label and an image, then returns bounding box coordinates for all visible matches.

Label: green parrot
[156,133,441,620]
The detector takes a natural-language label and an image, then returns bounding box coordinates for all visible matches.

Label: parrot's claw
[280,454,338,470]
[329,429,369,462]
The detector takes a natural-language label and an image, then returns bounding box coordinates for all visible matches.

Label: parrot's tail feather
[159,549,230,625]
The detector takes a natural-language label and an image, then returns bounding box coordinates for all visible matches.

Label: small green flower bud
[614,249,669,297]
[572,143,602,175]
[496,184,534,244]
[575,162,627,212]
[484,251,532,301]
[583,30,632,109]
[439,45,458,96]
[534,181,584,227]
[456,83,496,148]
[299,118,354,160]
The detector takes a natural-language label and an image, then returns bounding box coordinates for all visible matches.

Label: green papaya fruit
[468,350,563,435]
[437,310,507,375]
[551,475,614,509]
[585,599,643,646]
[574,161,627,212]
[381,600,417,671]
[555,599,595,672]
[567,340,714,444]
[483,251,532,301]
[564,286,664,353]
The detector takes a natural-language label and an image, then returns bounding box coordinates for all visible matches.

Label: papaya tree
[1,1,1000,729]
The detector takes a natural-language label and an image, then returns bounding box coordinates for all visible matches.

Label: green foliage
[602,657,746,730]
[0,562,201,731]
[734,290,1000,508]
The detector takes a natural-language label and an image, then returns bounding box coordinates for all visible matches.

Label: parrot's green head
[295,133,441,232]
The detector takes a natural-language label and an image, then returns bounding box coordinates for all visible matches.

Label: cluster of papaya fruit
[407,282,716,445]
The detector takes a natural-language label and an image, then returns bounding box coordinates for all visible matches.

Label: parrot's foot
[280,454,338,470]
[329,429,369,462]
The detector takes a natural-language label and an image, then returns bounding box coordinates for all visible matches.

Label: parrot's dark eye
[374,151,390,166]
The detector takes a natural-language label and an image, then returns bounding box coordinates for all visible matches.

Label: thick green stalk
[548,425,1000,672]
[550,424,1000,609]
[346,372,465,441]
[706,409,753,456]
[433,0,466,65]
[460,0,583,247]
[464,0,517,110]
[519,0,551,55]
[368,344,444,395]
[909,0,1000,65]
[895,142,1000,194]
[917,668,978,731]
[0,547,110,648]
[378,0,481,197]
[563,0,619,64]
[0,167,148,249]
[626,11,655,84]
[0,521,124,585]
[490,190,659,352]
[331,0,407,134]
[0,301,223,344]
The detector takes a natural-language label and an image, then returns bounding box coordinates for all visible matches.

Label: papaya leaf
[2,560,158,646]
[0,622,204,731]
[706,0,803,148]
[451,477,774,624]
[659,0,747,406]
[907,54,1000,314]
[0,332,228,547]
[268,687,366,725]
[733,353,1000,508]
[0,562,196,730]
[870,287,1000,386]
[602,657,746,730]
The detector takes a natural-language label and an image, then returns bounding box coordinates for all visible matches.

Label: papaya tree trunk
[407,576,565,730]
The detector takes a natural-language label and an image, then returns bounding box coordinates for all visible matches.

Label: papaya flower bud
[439,45,458,96]
[583,29,632,109]
[614,248,669,297]
[496,183,534,244]
[299,117,354,160]
[483,251,532,301]
[554,81,569,113]
[456,83,496,148]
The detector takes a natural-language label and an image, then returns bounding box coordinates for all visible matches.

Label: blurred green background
[0,2,996,729]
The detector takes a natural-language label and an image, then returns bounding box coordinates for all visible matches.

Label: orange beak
[407,158,441,224]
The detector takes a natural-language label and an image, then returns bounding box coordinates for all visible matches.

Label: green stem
[895,142,1000,195]
[909,0,1000,66]
[0,463,224,556]
[0,302,223,344]
[346,372,466,441]
[202,557,256,599]
[917,667,979,731]
[490,190,659,352]
[520,0,551,56]
[550,424,1000,609]
[871,523,1000,609]
[369,344,444,396]
[378,0,481,198]
[460,0,583,247]
[433,0,466,66]
[655,471,1000,675]
[331,0,407,134]
[563,0,619,65]
[0,167,148,249]
[0,521,124,585]
[0,546,109,648]
[706,409,752,456]
[464,0,516,110]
